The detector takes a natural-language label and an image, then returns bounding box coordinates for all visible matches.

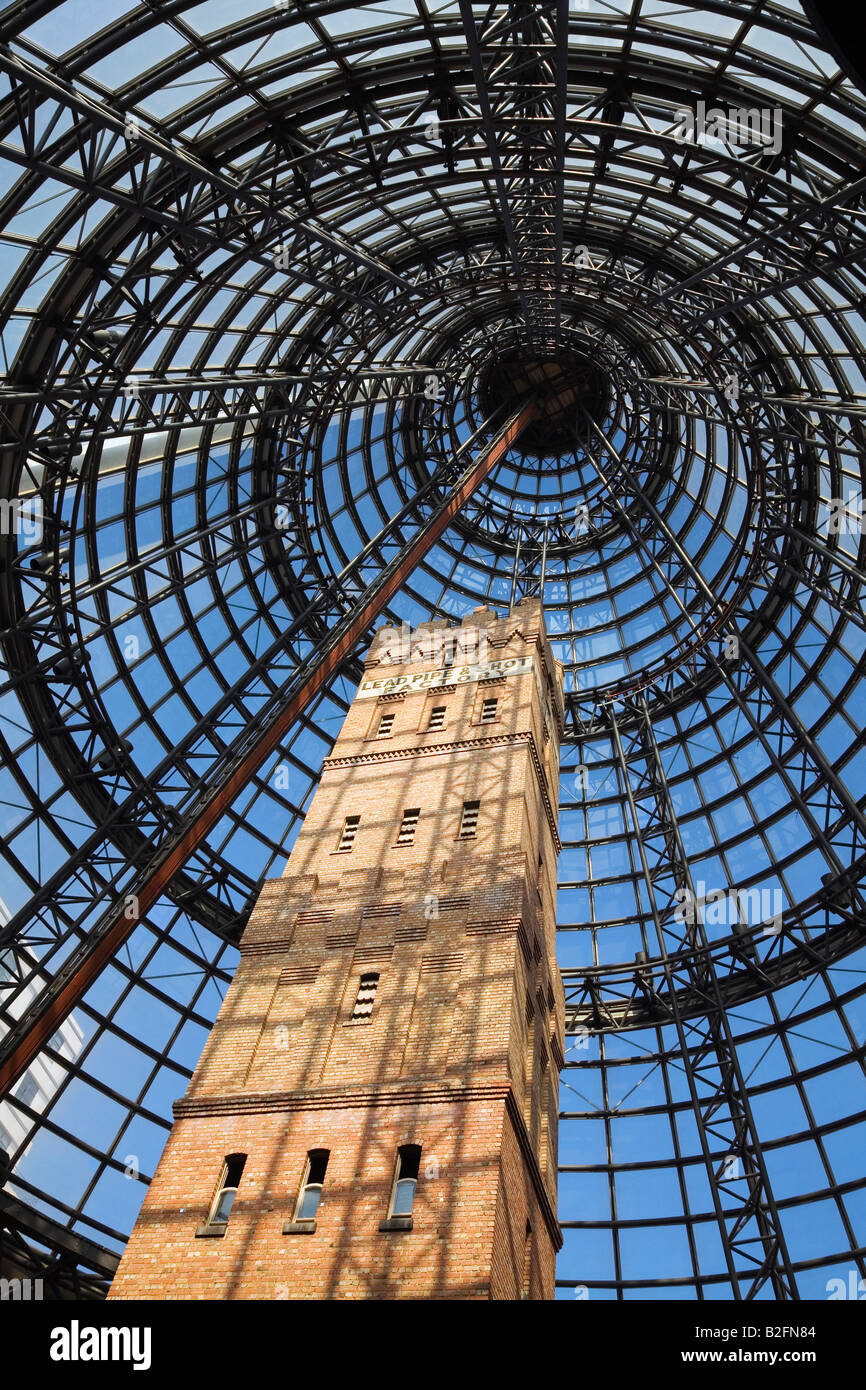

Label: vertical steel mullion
[580,429,866,886]
[583,411,866,844]
[608,706,744,1298]
[637,692,799,1298]
[510,524,523,606]
[539,521,549,595]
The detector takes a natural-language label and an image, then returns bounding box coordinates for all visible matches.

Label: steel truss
[562,415,866,1026]
[0,47,417,321]
[0,366,438,450]
[656,173,866,332]
[457,0,568,346]
[607,693,798,1299]
[0,1193,118,1298]
[632,376,866,640]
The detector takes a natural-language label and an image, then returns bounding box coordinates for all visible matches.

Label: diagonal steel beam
[0,401,534,1096]
[0,365,439,407]
[656,174,866,306]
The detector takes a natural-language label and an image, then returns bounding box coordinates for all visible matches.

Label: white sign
[357,656,533,698]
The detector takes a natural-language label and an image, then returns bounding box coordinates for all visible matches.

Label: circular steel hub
[479,349,611,455]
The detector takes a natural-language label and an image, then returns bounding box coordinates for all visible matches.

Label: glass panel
[392,1177,416,1218]
[296,1185,322,1221]
[212,1188,236,1224]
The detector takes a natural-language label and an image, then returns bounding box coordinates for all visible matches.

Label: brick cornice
[175,1079,512,1118]
[504,1089,563,1252]
[321,732,561,852]
[526,735,562,853]
[322,731,519,769]
[241,940,299,958]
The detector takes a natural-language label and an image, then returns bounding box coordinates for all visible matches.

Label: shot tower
[109,597,564,1300]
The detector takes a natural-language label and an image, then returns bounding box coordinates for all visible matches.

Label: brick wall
[109,597,564,1300]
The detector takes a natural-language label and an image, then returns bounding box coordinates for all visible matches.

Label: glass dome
[0,0,864,1300]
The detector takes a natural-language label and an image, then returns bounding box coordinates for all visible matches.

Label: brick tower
[109,597,565,1300]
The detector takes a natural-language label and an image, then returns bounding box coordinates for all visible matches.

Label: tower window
[350,972,379,1022]
[459,800,480,838]
[376,712,395,738]
[294,1149,329,1222]
[336,815,360,852]
[480,696,498,723]
[209,1154,246,1226]
[390,1145,422,1218]
[521,1221,533,1299]
[427,705,446,731]
[396,808,420,846]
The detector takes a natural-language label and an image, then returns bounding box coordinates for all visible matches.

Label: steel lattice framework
[0,0,864,1300]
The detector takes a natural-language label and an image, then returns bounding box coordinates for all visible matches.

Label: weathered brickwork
[109,597,565,1300]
